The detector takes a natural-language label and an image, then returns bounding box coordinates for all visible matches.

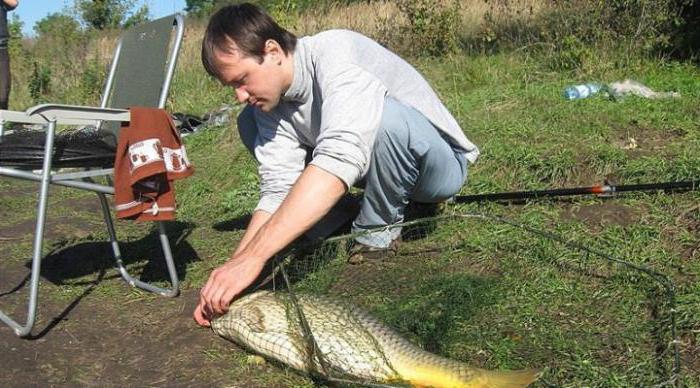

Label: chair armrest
[0,105,130,126]
[0,109,51,125]
[26,104,130,123]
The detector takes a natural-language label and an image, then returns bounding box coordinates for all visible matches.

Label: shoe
[347,238,400,265]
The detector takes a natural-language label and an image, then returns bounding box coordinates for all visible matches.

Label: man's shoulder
[305,29,373,47]
[303,29,387,66]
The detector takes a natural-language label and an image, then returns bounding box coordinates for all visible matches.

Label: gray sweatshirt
[251,29,479,214]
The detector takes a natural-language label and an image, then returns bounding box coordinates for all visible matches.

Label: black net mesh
[210,211,682,387]
[206,214,678,387]
[0,126,117,169]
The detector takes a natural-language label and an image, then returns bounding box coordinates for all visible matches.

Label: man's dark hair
[202,3,297,80]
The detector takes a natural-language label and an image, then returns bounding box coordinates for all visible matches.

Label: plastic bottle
[563,83,602,100]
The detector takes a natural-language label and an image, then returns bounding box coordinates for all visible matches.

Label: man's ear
[264,39,283,62]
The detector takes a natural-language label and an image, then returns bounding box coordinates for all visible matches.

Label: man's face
[213,41,290,112]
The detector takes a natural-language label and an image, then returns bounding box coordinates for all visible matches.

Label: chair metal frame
[0,14,185,337]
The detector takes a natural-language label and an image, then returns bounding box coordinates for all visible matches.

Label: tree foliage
[185,0,216,17]
[34,13,81,38]
[75,0,149,30]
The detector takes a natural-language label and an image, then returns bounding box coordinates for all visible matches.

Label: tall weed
[396,0,461,57]
[28,62,51,104]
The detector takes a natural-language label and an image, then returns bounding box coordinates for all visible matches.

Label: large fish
[211,290,541,387]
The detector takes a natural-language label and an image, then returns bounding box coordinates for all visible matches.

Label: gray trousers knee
[352,97,467,247]
[237,97,468,247]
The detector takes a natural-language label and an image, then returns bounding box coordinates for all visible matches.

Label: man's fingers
[201,271,222,307]
[203,302,215,321]
[210,285,230,315]
[200,270,218,298]
[198,279,220,325]
[198,257,257,317]
[193,304,211,327]
[219,288,239,314]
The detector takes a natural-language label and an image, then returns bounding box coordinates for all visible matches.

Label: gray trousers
[238,97,468,248]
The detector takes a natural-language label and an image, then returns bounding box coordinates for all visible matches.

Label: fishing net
[212,207,682,387]
[0,126,117,169]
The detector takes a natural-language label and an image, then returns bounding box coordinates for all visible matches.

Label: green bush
[79,58,106,104]
[672,0,700,60]
[76,0,148,30]
[396,0,460,57]
[186,0,371,18]
[29,62,52,104]
[184,0,216,18]
[470,0,688,61]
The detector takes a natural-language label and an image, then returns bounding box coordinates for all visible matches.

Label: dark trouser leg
[0,48,9,110]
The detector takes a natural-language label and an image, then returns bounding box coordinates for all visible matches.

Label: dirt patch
[0,179,39,198]
[0,261,305,386]
[0,176,307,387]
[681,332,700,378]
[0,216,99,242]
[0,183,105,243]
[612,121,685,157]
[560,200,641,231]
[0,287,277,387]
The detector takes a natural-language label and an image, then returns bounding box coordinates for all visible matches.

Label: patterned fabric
[114,107,194,221]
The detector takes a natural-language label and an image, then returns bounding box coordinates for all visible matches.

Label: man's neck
[281,49,296,94]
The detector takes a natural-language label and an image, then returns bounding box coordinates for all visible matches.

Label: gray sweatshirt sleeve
[252,109,307,214]
[310,63,388,188]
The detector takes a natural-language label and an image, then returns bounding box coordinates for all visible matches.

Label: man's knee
[374,98,410,155]
[237,105,258,155]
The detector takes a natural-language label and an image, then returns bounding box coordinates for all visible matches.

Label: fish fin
[239,306,266,333]
[477,368,542,388]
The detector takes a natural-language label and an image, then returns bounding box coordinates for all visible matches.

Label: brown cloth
[114,107,194,221]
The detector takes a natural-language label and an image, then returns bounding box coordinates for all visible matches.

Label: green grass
[3,42,700,386]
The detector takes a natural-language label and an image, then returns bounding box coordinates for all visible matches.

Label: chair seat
[0,127,116,169]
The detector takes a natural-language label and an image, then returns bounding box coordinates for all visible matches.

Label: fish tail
[477,368,542,388]
[392,353,541,388]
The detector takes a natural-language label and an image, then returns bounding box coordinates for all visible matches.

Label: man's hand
[193,254,266,327]
[192,165,347,327]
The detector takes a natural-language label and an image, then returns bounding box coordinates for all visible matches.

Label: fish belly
[212,291,397,382]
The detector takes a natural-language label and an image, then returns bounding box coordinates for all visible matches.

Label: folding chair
[0,14,185,337]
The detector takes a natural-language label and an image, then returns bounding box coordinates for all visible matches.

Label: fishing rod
[454,180,700,203]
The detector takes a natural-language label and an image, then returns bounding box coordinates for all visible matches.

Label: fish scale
[212,290,541,387]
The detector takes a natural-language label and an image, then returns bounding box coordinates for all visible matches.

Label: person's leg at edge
[0,47,10,110]
[350,97,467,259]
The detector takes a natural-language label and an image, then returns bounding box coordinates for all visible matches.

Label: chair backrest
[100,14,184,135]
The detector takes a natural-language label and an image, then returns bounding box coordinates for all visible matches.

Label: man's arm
[232,209,271,256]
[194,164,346,326]
[192,209,270,326]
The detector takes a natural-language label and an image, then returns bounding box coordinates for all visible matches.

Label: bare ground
[0,180,300,387]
